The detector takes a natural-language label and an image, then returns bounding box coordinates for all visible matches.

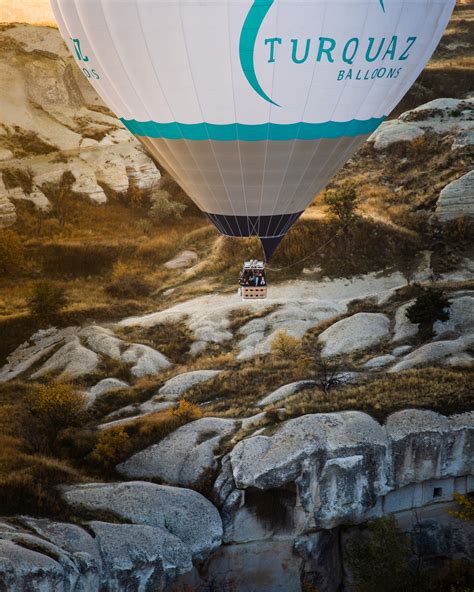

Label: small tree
[347,515,412,592]
[21,382,87,453]
[406,286,451,338]
[52,170,76,227]
[323,181,358,227]
[28,281,68,319]
[172,399,202,421]
[311,350,348,395]
[148,188,186,222]
[449,492,474,522]
[271,330,302,360]
[91,426,132,468]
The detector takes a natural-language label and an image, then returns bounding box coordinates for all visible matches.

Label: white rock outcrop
[215,409,473,539]
[31,337,99,380]
[164,250,199,270]
[61,481,222,561]
[257,381,316,407]
[436,169,474,221]
[158,370,222,400]
[87,378,129,404]
[0,194,16,228]
[118,417,237,487]
[371,98,474,150]
[434,295,474,337]
[122,344,172,377]
[389,335,474,372]
[318,313,390,358]
[392,300,418,343]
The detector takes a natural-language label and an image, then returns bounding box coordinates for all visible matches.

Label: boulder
[389,336,474,372]
[80,326,123,360]
[88,378,129,402]
[318,313,390,358]
[228,411,389,530]
[61,481,222,561]
[95,158,129,193]
[391,345,413,357]
[31,337,99,380]
[159,370,222,400]
[88,521,191,590]
[370,119,424,149]
[118,417,237,487]
[386,409,473,487]
[0,194,16,228]
[237,302,343,360]
[0,538,72,592]
[363,354,396,369]
[164,250,199,270]
[21,518,102,590]
[125,149,161,189]
[7,185,50,210]
[122,344,172,377]
[0,327,75,382]
[433,295,474,337]
[371,98,474,150]
[392,300,418,343]
[257,380,316,407]
[452,129,474,150]
[71,172,108,204]
[436,169,474,221]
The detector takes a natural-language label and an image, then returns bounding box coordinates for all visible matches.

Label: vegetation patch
[284,368,474,422]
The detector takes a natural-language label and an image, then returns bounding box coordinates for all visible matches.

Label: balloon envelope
[51,0,455,258]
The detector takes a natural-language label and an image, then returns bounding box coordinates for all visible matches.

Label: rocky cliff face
[0,409,472,592]
[0,24,160,227]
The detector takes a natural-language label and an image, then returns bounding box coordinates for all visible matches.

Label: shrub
[148,188,187,222]
[323,181,358,227]
[0,229,25,276]
[0,454,80,516]
[172,399,203,421]
[106,271,152,299]
[28,281,68,319]
[45,170,76,227]
[406,286,451,338]
[449,492,474,522]
[347,516,412,592]
[2,166,34,193]
[271,331,302,359]
[91,426,133,468]
[20,382,87,453]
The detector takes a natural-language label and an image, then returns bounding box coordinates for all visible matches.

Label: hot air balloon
[51,0,454,261]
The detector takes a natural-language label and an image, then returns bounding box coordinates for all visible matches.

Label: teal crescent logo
[239,0,386,107]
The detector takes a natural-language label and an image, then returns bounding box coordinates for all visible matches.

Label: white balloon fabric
[51,0,455,258]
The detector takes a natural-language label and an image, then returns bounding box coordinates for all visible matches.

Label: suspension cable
[265,219,352,271]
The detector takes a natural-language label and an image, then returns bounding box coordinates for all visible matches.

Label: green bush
[28,281,68,319]
[323,181,359,227]
[347,516,412,592]
[406,286,451,338]
[148,188,187,221]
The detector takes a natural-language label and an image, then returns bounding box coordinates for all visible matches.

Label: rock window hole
[433,487,443,498]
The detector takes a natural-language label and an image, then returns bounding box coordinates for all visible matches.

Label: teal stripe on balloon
[120,118,385,141]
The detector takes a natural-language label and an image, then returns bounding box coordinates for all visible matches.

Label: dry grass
[116,320,194,363]
[284,368,474,422]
